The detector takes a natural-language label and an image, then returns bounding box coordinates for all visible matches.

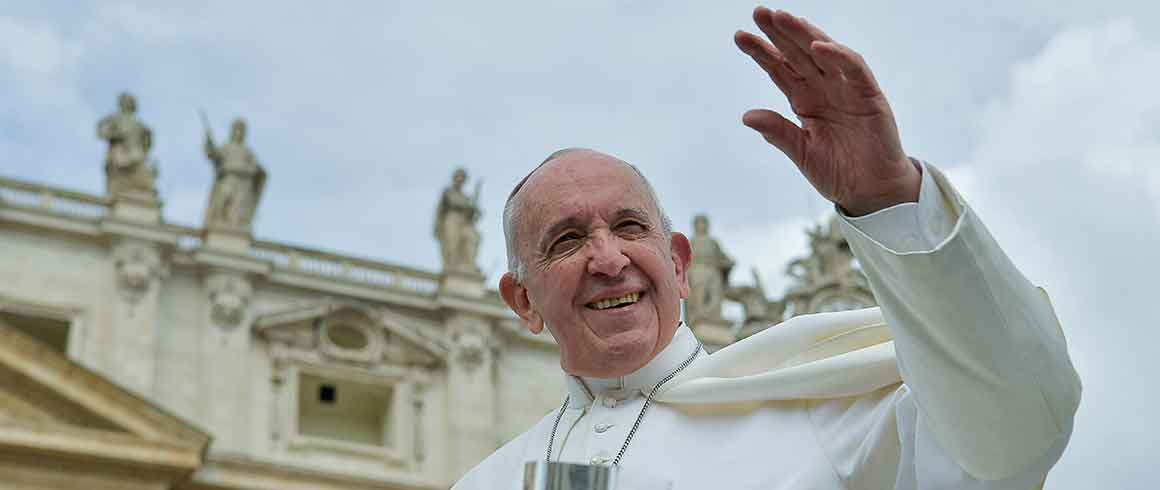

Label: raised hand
[735,7,920,216]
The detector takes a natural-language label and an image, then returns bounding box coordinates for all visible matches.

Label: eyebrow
[615,207,651,224]
[536,207,653,253]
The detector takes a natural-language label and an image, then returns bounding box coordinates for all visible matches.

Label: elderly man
[454,7,1080,490]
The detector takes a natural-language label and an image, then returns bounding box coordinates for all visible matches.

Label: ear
[499,272,544,334]
[669,232,692,300]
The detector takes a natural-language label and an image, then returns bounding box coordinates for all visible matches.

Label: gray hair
[502,148,673,281]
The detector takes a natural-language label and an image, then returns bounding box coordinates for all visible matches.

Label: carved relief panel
[111,239,165,303]
[205,271,253,328]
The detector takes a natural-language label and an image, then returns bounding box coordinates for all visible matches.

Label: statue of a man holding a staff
[202,115,267,230]
[434,167,482,273]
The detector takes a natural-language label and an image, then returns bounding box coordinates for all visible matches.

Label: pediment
[0,320,210,473]
[254,300,449,367]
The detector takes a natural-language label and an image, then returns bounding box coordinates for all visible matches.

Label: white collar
[563,324,704,409]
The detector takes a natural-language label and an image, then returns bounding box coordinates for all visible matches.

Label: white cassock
[453,162,1082,490]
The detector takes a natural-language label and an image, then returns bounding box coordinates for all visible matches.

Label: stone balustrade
[250,241,440,295]
[0,176,109,220]
[1,176,441,297]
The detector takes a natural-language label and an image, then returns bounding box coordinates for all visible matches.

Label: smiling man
[499,149,690,379]
[453,7,1080,490]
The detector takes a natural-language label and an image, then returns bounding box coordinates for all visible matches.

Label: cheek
[529,261,584,310]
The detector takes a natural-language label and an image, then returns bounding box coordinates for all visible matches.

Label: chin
[599,332,656,373]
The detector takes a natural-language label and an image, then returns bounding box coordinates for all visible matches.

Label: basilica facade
[0,94,873,490]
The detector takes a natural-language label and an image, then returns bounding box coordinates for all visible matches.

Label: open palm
[735,7,920,216]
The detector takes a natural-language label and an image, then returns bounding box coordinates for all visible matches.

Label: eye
[550,231,583,252]
[616,220,647,234]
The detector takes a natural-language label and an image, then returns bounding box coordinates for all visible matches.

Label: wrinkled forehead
[516,152,657,230]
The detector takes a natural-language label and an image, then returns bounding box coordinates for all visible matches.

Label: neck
[564,324,701,408]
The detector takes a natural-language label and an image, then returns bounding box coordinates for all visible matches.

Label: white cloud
[0,16,83,75]
[92,3,189,43]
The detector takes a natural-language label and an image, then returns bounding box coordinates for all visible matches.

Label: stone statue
[726,268,785,339]
[97,93,158,197]
[687,214,734,324]
[203,118,266,230]
[434,168,481,274]
[786,215,855,290]
[780,214,875,317]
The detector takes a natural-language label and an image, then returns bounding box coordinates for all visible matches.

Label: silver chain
[544,342,701,466]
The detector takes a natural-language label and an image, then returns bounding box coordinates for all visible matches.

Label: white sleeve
[842,159,955,253]
[807,384,1072,490]
[834,162,1082,482]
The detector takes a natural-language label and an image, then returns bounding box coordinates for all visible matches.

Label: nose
[586,231,629,277]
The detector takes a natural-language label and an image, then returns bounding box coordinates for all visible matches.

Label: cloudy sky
[2,1,1157,487]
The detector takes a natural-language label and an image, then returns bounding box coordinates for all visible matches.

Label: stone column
[444,312,497,478]
[107,238,166,395]
[198,270,255,452]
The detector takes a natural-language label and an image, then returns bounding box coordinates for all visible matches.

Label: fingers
[747,7,885,100]
[735,30,802,96]
[810,41,882,96]
[742,109,803,163]
[753,7,823,80]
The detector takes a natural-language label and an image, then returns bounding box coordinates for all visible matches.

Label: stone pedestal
[690,318,734,351]
[110,190,161,224]
[203,225,253,254]
[439,269,485,299]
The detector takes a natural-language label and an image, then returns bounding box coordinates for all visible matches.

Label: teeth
[589,292,640,310]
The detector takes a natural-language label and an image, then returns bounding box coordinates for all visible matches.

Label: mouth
[586,292,642,311]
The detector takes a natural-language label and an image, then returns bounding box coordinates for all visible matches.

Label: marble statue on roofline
[203,117,267,230]
[434,167,482,274]
[687,213,734,324]
[97,93,158,198]
[726,267,786,339]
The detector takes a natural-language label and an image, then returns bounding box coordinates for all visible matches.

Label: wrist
[839,157,922,217]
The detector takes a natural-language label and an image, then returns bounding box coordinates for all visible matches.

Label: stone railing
[0,176,109,220]
[171,225,204,252]
[249,240,441,295]
[0,176,441,296]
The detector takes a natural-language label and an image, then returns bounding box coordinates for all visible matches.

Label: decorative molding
[446,320,495,373]
[206,272,253,328]
[111,239,165,303]
[255,301,448,368]
[318,311,383,364]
